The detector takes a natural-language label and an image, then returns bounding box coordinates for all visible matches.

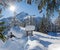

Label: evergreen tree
[55,10,60,26]
[39,14,51,34]
[54,10,60,32]
[39,15,47,33]
[0,21,6,42]
[38,0,60,14]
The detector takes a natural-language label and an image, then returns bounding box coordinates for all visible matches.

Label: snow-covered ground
[48,43,60,50]
[0,0,60,50]
[0,26,60,50]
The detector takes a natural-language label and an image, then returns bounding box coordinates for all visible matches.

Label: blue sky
[0,1,59,22]
[1,1,40,18]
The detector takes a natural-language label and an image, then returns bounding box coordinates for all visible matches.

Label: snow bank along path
[33,31,60,43]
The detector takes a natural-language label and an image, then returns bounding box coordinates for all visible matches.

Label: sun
[10,5,15,12]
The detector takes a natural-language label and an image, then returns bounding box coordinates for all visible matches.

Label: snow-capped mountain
[0,12,41,34]
[16,12,28,21]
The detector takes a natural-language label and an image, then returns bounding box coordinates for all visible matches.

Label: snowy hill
[0,26,46,50]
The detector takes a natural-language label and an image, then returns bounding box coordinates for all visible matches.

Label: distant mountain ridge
[0,12,41,26]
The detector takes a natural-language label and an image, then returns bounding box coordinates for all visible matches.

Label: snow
[0,22,60,50]
[33,31,60,43]
[0,26,46,50]
[0,0,60,50]
[48,44,60,50]
[0,40,4,47]
[25,36,46,50]
[0,26,60,50]
[7,26,26,38]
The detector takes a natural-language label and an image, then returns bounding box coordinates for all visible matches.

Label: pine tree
[39,14,51,34]
[0,21,6,42]
[39,15,47,33]
[54,10,60,32]
[55,10,60,26]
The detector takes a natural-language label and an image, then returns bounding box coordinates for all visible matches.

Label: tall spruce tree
[39,15,47,33]
[39,14,51,34]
